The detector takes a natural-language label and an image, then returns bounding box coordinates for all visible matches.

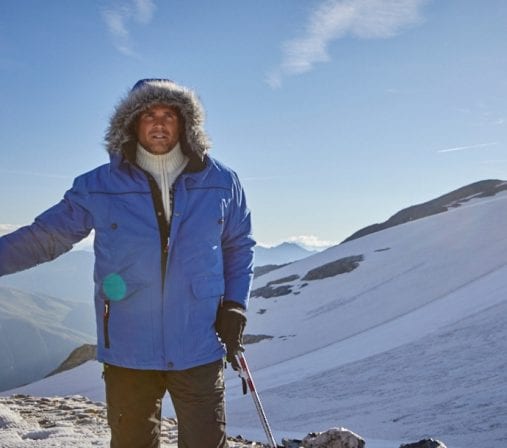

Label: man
[0,78,255,447]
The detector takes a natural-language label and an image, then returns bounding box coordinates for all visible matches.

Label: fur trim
[105,80,211,159]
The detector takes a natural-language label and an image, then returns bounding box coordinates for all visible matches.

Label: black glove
[215,301,247,370]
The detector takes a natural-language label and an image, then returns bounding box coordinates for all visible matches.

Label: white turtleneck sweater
[136,142,189,223]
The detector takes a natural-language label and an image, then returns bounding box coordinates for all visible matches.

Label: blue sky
[1,0,506,248]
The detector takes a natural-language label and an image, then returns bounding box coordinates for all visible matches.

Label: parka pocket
[98,280,150,351]
[191,275,225,300]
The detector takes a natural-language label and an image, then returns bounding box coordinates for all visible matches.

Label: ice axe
[235,351,279,448]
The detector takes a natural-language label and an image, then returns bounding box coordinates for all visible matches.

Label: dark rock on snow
[302,256,364,281]
[243,334,274,344]
[280,429,447,448]
[399,439,447,448]
[251,284,294,299]
[254,263,291,278]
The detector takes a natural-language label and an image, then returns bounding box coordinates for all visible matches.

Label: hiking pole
[236,351,278,448]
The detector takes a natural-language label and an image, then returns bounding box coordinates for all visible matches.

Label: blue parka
[0,79,255,370]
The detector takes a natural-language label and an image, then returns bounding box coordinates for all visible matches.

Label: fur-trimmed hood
[105,79,211,159]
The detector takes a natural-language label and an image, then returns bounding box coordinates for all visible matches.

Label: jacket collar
[111,140,207,174]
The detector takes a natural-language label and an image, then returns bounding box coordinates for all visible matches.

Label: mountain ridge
[342,179,507,243]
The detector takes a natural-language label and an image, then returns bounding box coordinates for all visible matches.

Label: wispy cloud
[437,142,498,153]
[0,224,20,236]
[267,0,429,88]
[101,0,156,56]
[288,235,337,250]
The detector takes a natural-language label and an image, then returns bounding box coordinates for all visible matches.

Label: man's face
[136,104,181,155]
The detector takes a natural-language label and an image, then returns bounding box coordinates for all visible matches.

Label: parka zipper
[102,173,172,351]
[103,300,111,349]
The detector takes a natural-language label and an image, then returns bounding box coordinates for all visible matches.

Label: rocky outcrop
[302,256,364,281]
[0,396,448,448]
[46,344,97,377]
[252,257,364,298]
[251,284,294,299]
[399,439,447,448]
[243,334,274,344]
[254,264,290,278]
[281,430,447,448]
[298,427,365,448]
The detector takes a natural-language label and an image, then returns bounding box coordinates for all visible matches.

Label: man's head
[105,79,210,159]
[136,104,181,154]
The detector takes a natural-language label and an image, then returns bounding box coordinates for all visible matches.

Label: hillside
[0,287,95,391]
[342,179,507,243]
[5,189,507,446]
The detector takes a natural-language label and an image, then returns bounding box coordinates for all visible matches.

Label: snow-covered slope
[0,287,95,391]
[4,191,507,447]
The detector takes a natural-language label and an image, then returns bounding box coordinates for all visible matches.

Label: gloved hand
[215,300,247,370]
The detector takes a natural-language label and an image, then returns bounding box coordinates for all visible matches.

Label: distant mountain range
[255,242,318,266]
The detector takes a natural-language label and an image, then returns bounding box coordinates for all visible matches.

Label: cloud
[287,234,338,250]
[73,231,95,252]
[133,0,156,24]
[437,142,498,153]
[101,0,156,56]
[268,0,429,87]
[0,224,20,236]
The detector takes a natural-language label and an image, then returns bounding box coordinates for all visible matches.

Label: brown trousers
[104,360,228,448]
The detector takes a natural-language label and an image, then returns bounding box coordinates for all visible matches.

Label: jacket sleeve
[221,172,256,309]
[0,178,93,276]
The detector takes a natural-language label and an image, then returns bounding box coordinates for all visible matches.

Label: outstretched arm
[0,181,93,276]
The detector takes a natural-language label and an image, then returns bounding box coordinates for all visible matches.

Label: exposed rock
[254,263,290,278]
[251,284,293,299]
[302,256,364,281]
[243,334,274,344]
[282,439,303,448]
[267,275,300,286]
[46,344,97,377]
[0,396,450,448]
[0,395,262,447]
[400,439,447,448]
[301,427,365,448]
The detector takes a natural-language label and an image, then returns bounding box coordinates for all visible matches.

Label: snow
[2,191,507,447]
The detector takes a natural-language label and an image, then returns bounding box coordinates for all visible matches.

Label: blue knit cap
[131,78,174,91]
